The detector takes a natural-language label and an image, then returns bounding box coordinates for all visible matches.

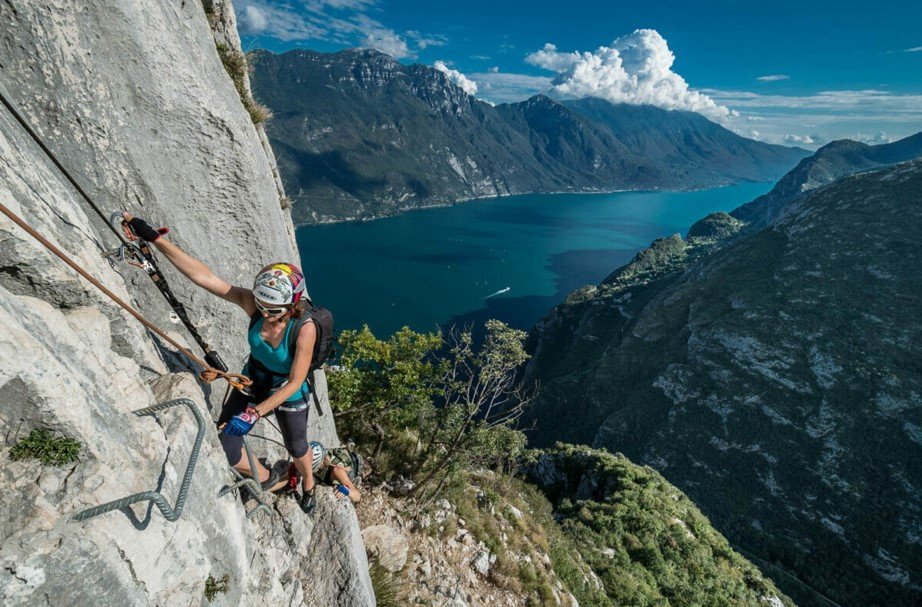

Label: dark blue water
[296,183,771,337]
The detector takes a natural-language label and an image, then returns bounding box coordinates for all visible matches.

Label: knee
[219,433,244,466]
[290,439,308,459]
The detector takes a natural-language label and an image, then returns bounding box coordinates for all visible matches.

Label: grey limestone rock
[0,1,373,605]
[361,525,409,573]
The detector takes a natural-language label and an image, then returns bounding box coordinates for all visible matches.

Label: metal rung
[71,398,205,522]
[218,438,273,519]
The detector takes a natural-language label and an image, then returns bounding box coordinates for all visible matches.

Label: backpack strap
[308,368,324,416]
[288,304,325,416]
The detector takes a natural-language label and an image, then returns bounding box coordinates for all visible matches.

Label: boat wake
[485,287,510,299]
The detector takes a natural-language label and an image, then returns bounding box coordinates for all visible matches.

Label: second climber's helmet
[252,263,308,307]
[309,441,327,472]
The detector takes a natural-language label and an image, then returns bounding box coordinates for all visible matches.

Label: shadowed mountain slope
[522,160,922,607]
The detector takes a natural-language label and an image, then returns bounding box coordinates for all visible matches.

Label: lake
[296,182,772,338]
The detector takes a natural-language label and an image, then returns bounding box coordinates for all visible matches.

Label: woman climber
[121,213,319,515]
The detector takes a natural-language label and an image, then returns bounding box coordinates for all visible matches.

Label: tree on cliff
[328,320,533,506]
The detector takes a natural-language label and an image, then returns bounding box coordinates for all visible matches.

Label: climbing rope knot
[200,368,253,392]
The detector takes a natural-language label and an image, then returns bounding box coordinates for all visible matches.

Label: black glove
[125,216,168,242]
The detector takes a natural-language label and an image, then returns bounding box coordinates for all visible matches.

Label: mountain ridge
[731,131,922,228]
[249,48,807,224]
[521,158,922,607]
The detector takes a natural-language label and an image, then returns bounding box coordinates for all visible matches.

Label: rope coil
[0,202,252,392]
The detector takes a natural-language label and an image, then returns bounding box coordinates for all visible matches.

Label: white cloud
[524,29,737,122]
[240,5,269,33]
[470,72,553,104]
[237,1,329,41]
[782,134,818,145]
[488,66,499,73]
[469,54,491,60]
[434,61,478,95]
[362,27,411,58]
[853,131,894,145]
[236,0,440,58]
[709,87,922,148]
[757,74,790,82]
[406,30,448,50]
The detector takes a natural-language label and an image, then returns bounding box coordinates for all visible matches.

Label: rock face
[361,525,409,573]
[523,160,922,607]
[248,48,807,224]
[0,1,371,606]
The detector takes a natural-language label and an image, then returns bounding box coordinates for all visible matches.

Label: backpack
[248,302,335,415]
[295,304,334,416]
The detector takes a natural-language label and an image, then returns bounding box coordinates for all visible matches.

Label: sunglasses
[255,299,291,317]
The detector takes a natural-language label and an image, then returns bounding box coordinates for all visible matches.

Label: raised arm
[123,213,256,315]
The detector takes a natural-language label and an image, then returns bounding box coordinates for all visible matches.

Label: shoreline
[295,179,755,229]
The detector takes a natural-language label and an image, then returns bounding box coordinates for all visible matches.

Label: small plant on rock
[215,43,272,125]
[10,429,81,466]
[204,573,229,602]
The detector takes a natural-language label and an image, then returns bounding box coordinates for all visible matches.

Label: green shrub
[203,573,229,602]
[328,321,533,504]
[10,429,81,466]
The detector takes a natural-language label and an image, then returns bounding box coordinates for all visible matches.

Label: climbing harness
[0,88,228,374]
[0,202,252,392]
[72,398,205,522]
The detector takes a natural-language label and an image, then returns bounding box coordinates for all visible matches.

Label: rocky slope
[522,160,922,607]
[353,447,791,607]
[248,48,807,224]
[731,132,922,229]
[0,1,372,605]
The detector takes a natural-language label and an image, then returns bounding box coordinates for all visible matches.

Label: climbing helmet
[253,263,308,312]
[308,441,327,472]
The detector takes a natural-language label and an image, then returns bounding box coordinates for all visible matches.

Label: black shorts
[217,389,310,466]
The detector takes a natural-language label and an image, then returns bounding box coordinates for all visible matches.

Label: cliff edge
[0,1,373,605]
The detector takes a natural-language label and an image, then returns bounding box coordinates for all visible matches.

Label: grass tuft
[10,429,81,466]
[369,561,408,607]
[215,43,271,125]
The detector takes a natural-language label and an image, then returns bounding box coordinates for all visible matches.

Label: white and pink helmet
[252,263,309,307]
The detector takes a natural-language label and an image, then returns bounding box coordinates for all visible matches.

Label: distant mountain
[563,98,807,187]
[731,132,922,228]
[248,48,807,224]
[522,159,922,607]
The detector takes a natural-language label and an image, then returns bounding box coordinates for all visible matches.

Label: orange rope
[1,202,252,392]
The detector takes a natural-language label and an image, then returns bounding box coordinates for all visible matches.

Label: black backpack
[249,302,335,415]
[292,303,334,415]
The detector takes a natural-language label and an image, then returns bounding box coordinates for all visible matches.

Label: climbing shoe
[258,460,288,492]
[299,487,316,517]
[259,467,281,491]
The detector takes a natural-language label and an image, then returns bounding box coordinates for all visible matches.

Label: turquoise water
[296,182,772,337]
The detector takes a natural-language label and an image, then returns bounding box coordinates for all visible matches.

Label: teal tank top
[246,317,310,403]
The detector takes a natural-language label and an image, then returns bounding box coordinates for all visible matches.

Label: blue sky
[234,0,922,148]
